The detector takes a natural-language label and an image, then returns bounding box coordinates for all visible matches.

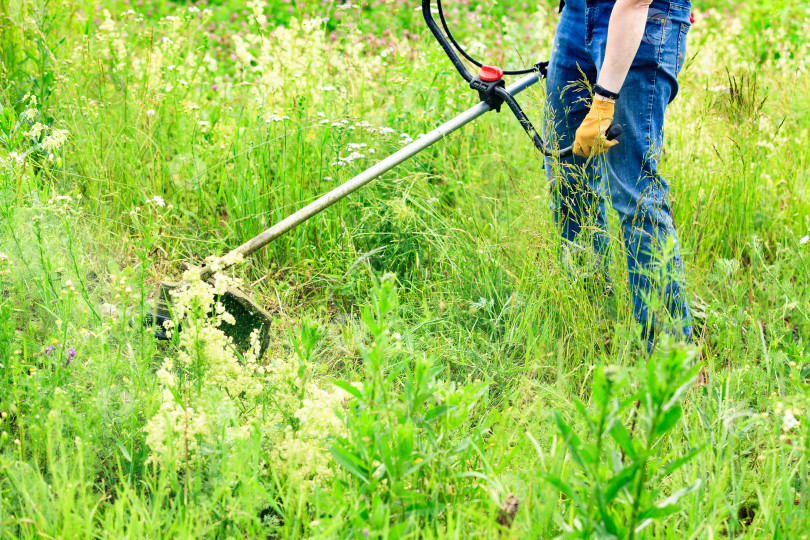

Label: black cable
[435,0,537,76]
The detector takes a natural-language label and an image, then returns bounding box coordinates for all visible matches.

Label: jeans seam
[676,23,687,74]
[631,5,667,236]
[646,1,670,133]
[585,2,598,62]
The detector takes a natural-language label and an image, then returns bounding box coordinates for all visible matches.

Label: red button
[479,65,503,82]
[690,11,695,23]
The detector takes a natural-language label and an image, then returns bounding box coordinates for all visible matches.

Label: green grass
[1,0,810,537]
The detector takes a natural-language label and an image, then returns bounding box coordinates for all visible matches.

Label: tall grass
[1,0,809,537]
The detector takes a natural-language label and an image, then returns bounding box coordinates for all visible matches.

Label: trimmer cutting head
[146,279,273,356]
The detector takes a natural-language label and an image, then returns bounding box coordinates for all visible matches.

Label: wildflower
[24,109,36,120]
[800,235,809,245]
[146,109,156,116]
[40,129,70,152]
[67,348,76,364]
[266,113,289,123]
[148,195,166,206]
[45,345,57,355]
[331,151,366,166]
[783,409,800,432]
[25,122,47,140]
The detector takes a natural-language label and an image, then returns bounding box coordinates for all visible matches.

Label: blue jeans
[543,0,693,347]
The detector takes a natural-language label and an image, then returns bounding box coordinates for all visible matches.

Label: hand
[573,98,620,158]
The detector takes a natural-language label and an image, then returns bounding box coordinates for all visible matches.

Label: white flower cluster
[266,113,290,123]
[302,17,329,33]
[4,95,70,167]
[246,0,268,29]
[331,151,366,167]
[40,129,70,152]
[97,9,128,71]
[270,383,356,487]
[144,386,211,466]
[781,408,801,433]
[144,258,357,487]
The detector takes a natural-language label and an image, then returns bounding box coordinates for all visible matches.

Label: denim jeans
[543,0,693,347]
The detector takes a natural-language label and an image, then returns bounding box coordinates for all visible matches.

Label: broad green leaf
[595,488,620,535]
[552,411,586,468]
[329,445,369,484]
[116,441,132,463]
[663,363,702,411]
[331,379,363,400]
[572,398,595,431]
[654,405,682,437]
[655,478,702,508]
[634,517,655,534]
[540,474,582,506]
[658,445,705,478]
[424,404,453,422]
[609,421,637,459]
[605,465,637,503]
[637,503,680,521]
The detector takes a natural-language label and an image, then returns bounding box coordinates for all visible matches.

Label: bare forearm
[596,0,652,94]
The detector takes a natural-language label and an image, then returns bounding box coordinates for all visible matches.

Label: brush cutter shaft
[198,73,540,281]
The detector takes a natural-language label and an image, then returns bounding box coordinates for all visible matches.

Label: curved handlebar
[421,0,621,159]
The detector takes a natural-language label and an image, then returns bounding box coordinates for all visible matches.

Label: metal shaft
[199,73,541,281]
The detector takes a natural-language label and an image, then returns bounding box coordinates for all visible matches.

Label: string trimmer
[146,0,621,350]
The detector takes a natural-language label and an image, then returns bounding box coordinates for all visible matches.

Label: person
[544,0,693,350]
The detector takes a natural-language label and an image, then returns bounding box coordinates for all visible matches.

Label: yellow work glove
[573,98,619,158]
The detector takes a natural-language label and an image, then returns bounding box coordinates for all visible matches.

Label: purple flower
[67,348,76,365]
[45,345,56,355]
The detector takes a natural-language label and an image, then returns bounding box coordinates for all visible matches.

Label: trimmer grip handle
[605,123,622,141]
[555,123,622,159]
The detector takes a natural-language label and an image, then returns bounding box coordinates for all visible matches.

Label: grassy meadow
[1,0,810,537]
